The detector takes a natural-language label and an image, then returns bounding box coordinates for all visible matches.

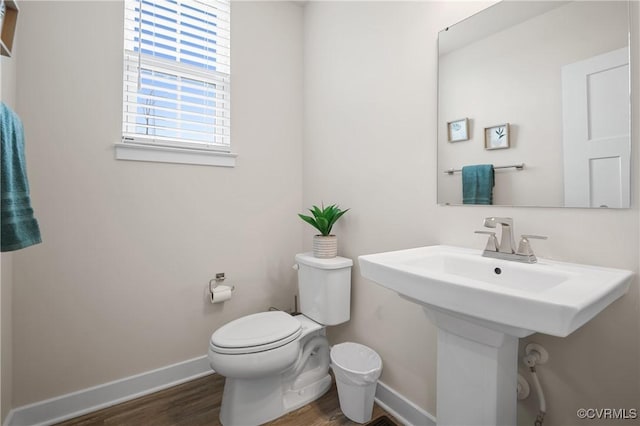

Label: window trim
[115,141,237,167]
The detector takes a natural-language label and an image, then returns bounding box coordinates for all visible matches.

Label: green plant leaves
[298,214,319,231]
[316,217,330,234]
[298,204,349,236]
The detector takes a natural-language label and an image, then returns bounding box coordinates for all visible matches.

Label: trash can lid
[330,342,382,376]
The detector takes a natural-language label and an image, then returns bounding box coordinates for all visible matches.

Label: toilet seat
[210,311,302,355]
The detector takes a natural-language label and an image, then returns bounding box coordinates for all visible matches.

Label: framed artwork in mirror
[484,123,510,150]
[447,118,469,142]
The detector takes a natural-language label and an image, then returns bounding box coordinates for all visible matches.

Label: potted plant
[298,204,349,258]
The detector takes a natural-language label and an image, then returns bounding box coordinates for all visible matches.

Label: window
[118,0,235,166]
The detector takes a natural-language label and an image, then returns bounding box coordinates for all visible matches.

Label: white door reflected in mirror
[562,47,630,208]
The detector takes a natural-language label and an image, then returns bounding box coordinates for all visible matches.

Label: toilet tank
[295,253,352,326]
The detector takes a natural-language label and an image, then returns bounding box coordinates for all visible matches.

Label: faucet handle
[517,235,548,256]
[475,230,498,252]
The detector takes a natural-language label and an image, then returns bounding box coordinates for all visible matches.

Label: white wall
[438,1,628,206]
[11,0,304,406]
[303,2,639,425]
[0,254,12,424]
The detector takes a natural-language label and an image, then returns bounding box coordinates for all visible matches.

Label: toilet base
[219,373,331,426]
[283,372,332,414]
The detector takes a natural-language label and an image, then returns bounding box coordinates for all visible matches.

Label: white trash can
[330,342,383,423]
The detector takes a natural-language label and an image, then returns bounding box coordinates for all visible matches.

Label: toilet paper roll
[209,285,233,304]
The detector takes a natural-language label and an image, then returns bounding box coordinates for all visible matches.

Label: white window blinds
[123,0,230,151]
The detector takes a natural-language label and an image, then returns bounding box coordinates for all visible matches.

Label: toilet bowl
[208,311,303,379]
[209,312,330,425]
[208,253,353,426]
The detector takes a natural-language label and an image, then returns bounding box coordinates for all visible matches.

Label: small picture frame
[447,118,469,142]
[484,123,510,150]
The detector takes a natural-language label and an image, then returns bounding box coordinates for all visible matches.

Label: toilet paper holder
[209,273,236,294]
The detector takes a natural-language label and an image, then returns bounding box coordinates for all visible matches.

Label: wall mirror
[437,1,631,208]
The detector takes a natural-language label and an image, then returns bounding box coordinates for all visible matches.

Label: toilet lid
[210,311,302,355]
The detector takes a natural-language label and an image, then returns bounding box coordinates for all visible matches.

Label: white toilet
[208,253,353,426]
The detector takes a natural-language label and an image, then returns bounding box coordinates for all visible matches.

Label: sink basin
[359,245,632,426]
[359,245,632,338]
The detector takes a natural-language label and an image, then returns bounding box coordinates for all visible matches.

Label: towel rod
[443,163,525,175]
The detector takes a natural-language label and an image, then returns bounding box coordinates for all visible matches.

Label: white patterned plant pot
[313,235,337,258]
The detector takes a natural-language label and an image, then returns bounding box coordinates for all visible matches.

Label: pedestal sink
[359,245,632,426]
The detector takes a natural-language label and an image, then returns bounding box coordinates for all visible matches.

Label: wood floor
[55,373,397,426]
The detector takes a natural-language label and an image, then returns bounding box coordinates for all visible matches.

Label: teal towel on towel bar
[1,102,42,252]
[462,164,495,205]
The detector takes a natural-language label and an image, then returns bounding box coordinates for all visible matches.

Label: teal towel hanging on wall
[462,164,495,205]
[1,102,42,252]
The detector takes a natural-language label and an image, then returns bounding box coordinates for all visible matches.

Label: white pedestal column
[427,309,519,426]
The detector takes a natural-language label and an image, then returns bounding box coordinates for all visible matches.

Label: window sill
[114,142,237,167]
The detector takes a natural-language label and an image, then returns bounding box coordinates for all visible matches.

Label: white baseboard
[4,355,212,426]
[375,380,436,426]
[4,356,433,426]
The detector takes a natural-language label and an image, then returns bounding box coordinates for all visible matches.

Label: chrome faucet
[475,217,547,263]
[482,217,516,254]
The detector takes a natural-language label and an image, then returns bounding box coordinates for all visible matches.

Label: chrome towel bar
[443,163,525,175]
